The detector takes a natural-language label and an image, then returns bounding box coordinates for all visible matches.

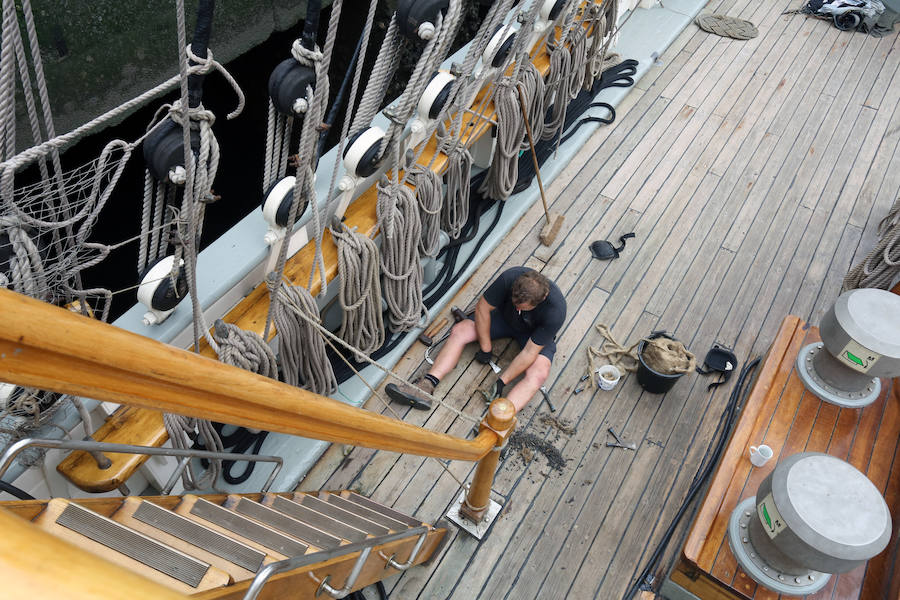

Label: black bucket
[636,336,686,394]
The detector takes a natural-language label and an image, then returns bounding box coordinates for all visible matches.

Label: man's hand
[475,349,494,364]
[480,376,504,403]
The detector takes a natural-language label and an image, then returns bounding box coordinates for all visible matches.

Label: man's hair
[511,270,550,306]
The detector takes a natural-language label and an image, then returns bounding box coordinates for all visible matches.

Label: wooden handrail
[0,289,495,462]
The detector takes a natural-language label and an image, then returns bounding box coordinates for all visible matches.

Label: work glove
[479,376,505,404]
[475,349,494,364]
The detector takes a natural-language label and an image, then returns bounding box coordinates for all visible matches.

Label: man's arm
[474,296,495,353]
[500,339,543,385]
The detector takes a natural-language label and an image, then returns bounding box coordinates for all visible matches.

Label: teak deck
[672,316,900,600]
[300,0,900,596]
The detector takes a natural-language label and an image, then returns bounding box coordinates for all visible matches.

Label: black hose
[622,357,761,600]
[513,59,639,194]
[188,0,216,108]
[0,480,35,500]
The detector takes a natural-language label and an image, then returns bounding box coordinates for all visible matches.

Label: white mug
[596,364,621,391]
[749,444,773,467]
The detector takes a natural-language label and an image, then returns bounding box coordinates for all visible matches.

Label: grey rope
[329,221,385,355]
[277,288,480,425]
[211,319,278,436]
[212,320,279,380]
[411,165,443,257]
[161,0,235,490]
[350,14,402,135]
[377,177,427,332]
[265,0,345,344]
[164,412,224,491]
[844,196,900,290]
[0,215,48,299]
[439,142,471,240]
[266,273,338,395]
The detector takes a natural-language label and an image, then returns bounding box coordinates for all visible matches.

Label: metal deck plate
[446,490,503,540]
[190,498,308,556]
[58,503,209,587]
[134,500,265,572]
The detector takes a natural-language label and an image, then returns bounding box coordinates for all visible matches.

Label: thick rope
[844,196,900,290]
[267,274,338,395]
[440,143,471,239]
[377,178,427,332]
[329,221,385,355]
[411,165,443,257]
[0,216,48,299]
[164,412,224,491]
[212,320,279,379]
[588,324,696,383]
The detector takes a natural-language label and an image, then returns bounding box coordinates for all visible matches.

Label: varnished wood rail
[0,288,495,462]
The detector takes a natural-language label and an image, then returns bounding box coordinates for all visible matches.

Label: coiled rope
[329,221,385,355]
[844,196,900,290]
[377,177,427,332]
[267,273,337,395]
[411,165,443,258]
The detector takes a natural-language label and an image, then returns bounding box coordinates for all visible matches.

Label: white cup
[749,444,773,467]
[596,365,621,391]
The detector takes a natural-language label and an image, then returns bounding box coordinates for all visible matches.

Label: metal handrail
[0,438,284,494]
[242,525,430,600]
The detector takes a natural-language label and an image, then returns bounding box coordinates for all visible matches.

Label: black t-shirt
[483,267,566,347]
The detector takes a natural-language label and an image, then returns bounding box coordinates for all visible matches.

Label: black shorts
[470,309,557,362]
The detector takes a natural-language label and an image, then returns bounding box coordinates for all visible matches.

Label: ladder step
[133,500,266,573]
[232,497,342,549]
[266,495,368,542]
[295,494,390,536]
[342,492,423,527]
[189,498,309,557]
[323,493,409,531]
[56,502,210,588]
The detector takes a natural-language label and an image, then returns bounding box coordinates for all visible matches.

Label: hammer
[418,317,449,346]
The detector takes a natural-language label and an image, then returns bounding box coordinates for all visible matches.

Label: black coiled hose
[622,356,761,599]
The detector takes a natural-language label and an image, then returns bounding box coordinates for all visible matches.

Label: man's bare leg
[505,355,551,412]
[428,319,478,380]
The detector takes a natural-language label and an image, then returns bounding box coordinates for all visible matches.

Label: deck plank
[299,4,900,597]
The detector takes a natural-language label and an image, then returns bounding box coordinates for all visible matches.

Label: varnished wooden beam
[0,288,494,461]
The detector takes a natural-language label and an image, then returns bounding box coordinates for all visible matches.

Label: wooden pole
[460,398,516,522]
[516,85,564,245]
[0,289,495,462]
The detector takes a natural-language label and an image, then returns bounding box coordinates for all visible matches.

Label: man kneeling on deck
[386,267,566,412]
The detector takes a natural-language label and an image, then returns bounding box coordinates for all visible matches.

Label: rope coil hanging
[267,273,337,395]
[377,177,427,332]
[411,165,443,258]
[329,221,385,355]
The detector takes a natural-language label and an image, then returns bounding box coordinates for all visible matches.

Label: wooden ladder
[2,490,447,599]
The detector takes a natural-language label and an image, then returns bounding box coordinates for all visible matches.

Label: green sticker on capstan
[757,493,786,539]
[837,339,880,374]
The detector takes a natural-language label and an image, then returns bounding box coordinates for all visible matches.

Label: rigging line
[308,299,476,496]
[273,280,481,425]
[263,0,345,337]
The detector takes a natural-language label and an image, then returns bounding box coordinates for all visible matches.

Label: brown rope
[588,324,696,385]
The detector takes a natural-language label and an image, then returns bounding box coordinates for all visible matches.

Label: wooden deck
[299,0,900,596]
